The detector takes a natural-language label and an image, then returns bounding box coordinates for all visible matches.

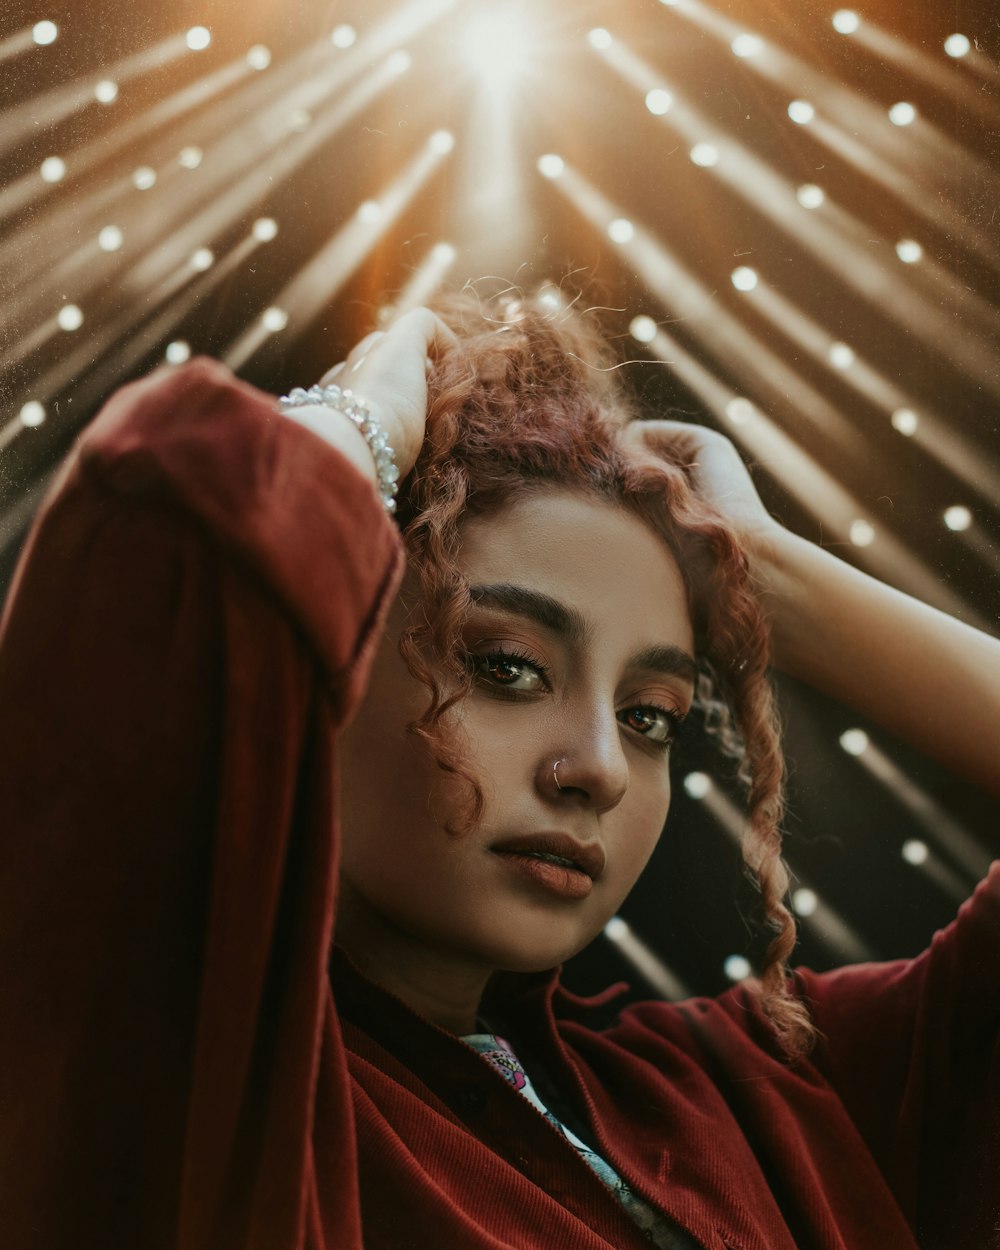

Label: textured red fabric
[0,360,996,1250]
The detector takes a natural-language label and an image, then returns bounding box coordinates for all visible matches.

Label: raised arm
[621,420,1000,798]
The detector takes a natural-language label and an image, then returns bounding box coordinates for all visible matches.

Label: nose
[541,707,629,814]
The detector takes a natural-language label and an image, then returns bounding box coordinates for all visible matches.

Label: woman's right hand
[318,307,457,479]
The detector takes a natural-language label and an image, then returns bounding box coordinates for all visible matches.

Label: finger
[381,306,458,362]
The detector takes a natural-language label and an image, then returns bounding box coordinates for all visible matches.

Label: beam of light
[0,0,457,338]
[0,47,417,381]
[590,35,1000,400]
[602,916,691,1000]
[657,0,996,187]
[619,307,983,625]
[0,229,263,458]
[385,240,459,320]
[116,51,414,300]
[739,276,1000,499]
[0,27,38,65]
[681,773,873,964]
[847,20,1000,129]
[0,50,258,244]
[899,841,973,907]
[223,131,454,372]
[0,32,194,165]
[459,2,540,98]
[562,163,866,452]
[841,736,992,883]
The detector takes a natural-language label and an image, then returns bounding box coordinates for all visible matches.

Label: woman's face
[337,488,696,991]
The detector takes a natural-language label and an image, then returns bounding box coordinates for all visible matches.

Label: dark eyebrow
[467,582,698,686]
[628,644,698,687]
[468,583,590,644]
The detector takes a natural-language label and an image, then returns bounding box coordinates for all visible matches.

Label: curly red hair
[393,288,813,1061]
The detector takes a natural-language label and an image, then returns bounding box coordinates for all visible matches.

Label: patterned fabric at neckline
[459,1031,698,1249]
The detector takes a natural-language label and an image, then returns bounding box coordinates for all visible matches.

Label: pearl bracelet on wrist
[277,383,400,515]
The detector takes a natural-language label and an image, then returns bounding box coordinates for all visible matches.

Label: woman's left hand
[617,418,781,552]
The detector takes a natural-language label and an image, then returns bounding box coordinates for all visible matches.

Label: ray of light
[590,34,1000,397]
[685,775,874,962]
[0,32,191,163]
[223,131,456,371]
[623,308,985,626]
[602,916,691,1000]
[386,241,459,319]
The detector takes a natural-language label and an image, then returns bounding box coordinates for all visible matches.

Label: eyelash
[470,646,687,753]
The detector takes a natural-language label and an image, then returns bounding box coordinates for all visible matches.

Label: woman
[0,292,996,1250]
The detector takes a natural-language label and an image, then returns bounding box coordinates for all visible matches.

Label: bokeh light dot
[608,218,635,244]
[20,401,46,428]
[431,241,457,264]
[165,340,191,364]
[57,304,84,332]
[731,33,763,58]
[252,217,278,242]
[690,142,719,167]
[262,306,289,332]
[902,839,929,866]
[179,146,203,169]
[33,21,58,45]
[331,24,357,48]
[429,129,455,154]
[190,248,214,271]
[386,49,411,75]
[896,238,923,264]
[724,955,752,982]
[849,519,875,547]
[889,101,917,126]
[731,266,758,292]
[840,728,869,756]
[792,888,819,917]
[186,26,211,51]
[630,315,658,343]
[645,88,673,115]
[684,771,711,799]
[797,183,825,209]
[588,28,613,50]
[537,153,565,178]
[892,407,919,435]
[832,10,860,34]
[40,156,66,183]
[357,200,383,224]
[133,166,157,190]
[247,45,272,70]
[94,79,119,104]
[944,505,972,532]
[944,33,971,58]
[788,99,815,124]
[98,225,124,252]
[726,397,757,424]
[829,341,855,369]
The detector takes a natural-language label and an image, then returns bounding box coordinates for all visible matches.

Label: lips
[490,832,606,881]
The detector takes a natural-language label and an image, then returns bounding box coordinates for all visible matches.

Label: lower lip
[492,851,593,899]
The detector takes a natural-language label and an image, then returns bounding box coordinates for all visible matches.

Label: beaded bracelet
[277,383,400,515]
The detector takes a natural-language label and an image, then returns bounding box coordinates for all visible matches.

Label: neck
[335,878,495,1035]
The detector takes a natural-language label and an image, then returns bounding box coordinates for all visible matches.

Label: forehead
[456,488,694,656]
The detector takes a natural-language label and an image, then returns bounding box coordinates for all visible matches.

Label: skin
[335,488,696,1035]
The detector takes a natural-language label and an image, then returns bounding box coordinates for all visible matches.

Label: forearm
[755,527,1000,796]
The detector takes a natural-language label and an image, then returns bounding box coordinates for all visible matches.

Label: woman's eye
[620,705,682,746]
[474,652,547,692]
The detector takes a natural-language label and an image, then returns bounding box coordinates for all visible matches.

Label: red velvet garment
[0,360,996,1250]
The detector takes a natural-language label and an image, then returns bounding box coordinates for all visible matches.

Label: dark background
[1,0,997,1004]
